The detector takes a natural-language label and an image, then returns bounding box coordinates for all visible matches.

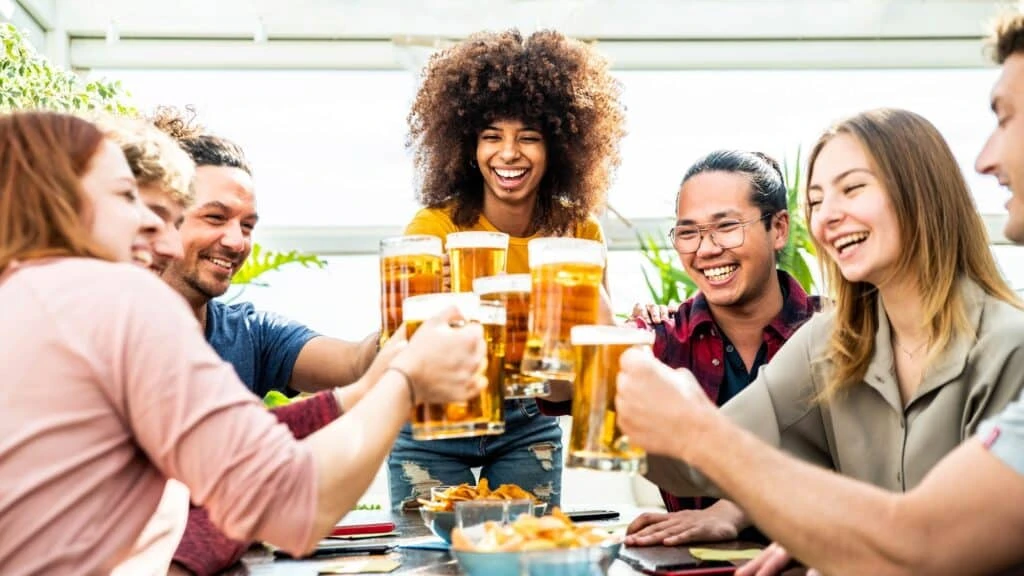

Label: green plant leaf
[232,243,326,286]
[262,390,292,408]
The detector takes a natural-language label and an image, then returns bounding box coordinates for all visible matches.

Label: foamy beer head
[568,325,653,474]
[446,231,510,293]
[402,292,481,337]
[521,238,606,381]
[379,235,444,344]
[570,325,655,348]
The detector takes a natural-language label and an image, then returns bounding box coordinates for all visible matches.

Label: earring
[469,159,477,168]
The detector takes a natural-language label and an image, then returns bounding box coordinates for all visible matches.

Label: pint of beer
[446,231,510,293]
[473,274,549,398]
[379,235,443,345]
[568,325,653,474]
[520,238,606,381]
[404,293,507,440]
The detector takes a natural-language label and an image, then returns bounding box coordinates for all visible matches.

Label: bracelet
[387,366,416,404]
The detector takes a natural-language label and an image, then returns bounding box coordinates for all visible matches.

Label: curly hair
[407,29,626,236]
[89,113,196,207]
[149,105,252,175]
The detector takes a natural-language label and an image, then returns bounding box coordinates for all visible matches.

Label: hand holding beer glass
[446,231,509,293]
[567,325,653,474]
[473,274,549,398]
[380,235,443,345]
[520,238,606,381]
[404,293,507,440]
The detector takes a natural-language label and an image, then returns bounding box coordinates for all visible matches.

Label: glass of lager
[379,235,443,345]
[446,231,509,293]
[473,273,549,398]
[404,293,507,440]
[520,238,605,381]
[567,325,653,474]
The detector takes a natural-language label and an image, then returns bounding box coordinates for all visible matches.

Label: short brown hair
[0,112,110,273]
[987,12,1024,64]
[90,113,196,207]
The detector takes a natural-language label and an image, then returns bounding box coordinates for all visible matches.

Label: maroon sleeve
[270,390,342,439]
[171,391,342,574]
[536,393,573,416]
[171,506,249,576]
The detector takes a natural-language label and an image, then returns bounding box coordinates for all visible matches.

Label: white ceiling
[6,0,1017,70]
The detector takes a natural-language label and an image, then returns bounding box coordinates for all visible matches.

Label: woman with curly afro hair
[389,28,626,511]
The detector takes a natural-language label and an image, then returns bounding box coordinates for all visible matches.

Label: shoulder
[38,258,191,317]
[405,206,458,237]
[974,293,1024,354]
[574,214,605,242]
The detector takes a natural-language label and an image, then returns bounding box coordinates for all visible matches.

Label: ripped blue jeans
[387,399,563,511]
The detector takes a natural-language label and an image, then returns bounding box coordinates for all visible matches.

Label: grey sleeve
[977,390,1024,477]
[643,316,831,496]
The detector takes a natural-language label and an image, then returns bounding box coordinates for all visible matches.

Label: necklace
[894,338,928,359]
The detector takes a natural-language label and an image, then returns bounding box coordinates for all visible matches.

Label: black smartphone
[566,509,620,522]
[273,540,393,560]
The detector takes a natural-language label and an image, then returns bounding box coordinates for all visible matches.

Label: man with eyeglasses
[623,150,819,547]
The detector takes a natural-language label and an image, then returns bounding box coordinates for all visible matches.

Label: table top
[230,509,800,576]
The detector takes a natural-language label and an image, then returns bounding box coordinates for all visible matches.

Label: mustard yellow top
[404,206,606,274]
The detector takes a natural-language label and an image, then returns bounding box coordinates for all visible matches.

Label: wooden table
[232,510,797,576]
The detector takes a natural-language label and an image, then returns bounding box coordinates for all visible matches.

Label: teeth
[207,257,233,270]
[703,264,738,280]
[833,232,869,251]
[495,168,526,179]
[132,249,153,267]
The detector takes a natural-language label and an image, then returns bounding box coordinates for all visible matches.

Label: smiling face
[675,171,787,308]
[476,119,548,208]
[161,165,257,302]
[807,133,902,287]
[79,138,159,266]
[137,184,186,275]
[976,53,1024,243]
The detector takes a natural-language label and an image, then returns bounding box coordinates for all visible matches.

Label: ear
[772,210,790,252]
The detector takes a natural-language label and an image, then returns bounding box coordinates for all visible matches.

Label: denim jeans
[388,399,563,511]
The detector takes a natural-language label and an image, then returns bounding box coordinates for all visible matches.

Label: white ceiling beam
[70,37,991,71]
[55,0,1006,41]
[15,0,53,30]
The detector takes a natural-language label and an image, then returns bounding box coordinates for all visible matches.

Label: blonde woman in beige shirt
[0,111,489,575]
[627,108,1024,549]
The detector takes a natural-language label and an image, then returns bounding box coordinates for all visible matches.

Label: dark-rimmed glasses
[668,212,774,254]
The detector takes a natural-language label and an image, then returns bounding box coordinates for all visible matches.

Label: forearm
[684,411,925,576]
[302,370,412,545]
[703,499,750,532]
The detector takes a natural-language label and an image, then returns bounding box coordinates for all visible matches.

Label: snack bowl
[452,540,622,576]
[419,502,547,544]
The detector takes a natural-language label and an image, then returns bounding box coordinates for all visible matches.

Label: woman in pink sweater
[0,111,488,575]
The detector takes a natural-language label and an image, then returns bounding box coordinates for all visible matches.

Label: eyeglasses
[668,213,774,254]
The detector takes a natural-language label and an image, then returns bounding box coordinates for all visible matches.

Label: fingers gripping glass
[668,212,774,254]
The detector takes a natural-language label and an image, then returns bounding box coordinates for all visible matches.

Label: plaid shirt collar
[682,270,814,342]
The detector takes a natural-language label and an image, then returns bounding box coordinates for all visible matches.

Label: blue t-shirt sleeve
[252,310,319,398]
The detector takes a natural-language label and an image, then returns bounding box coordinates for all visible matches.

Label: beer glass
[567,325,653,474]
[520,238,605,381]
[473,274,549,398]
[446,231,510,293]
[379,235,443,345]
[404,293,506,440]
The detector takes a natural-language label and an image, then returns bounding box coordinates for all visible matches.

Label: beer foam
[403,292,480,321]
[473,273,531,295]
[380,235,443,257]
[446,231,510,250]
[570,325,655,346]
[474,300,507,325]
[527,238,606,268]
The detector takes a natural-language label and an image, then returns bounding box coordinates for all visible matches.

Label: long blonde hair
[806,108,1021,400]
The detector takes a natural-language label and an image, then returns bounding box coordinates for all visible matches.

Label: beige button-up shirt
[646,279,1024,496]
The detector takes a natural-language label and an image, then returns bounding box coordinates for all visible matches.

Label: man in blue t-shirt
[153,110,377,396]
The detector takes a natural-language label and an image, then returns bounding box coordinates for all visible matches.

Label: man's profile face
[977,53,1024,243]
